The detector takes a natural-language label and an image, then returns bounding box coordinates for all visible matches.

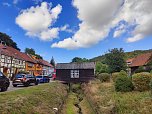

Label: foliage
[0,32,20,51]
[112,70,128,82]
[150,70,152,74]
[95,62,108,75]
[72,57,88,63]
[105,48,127,73]
[84,80,152,114]
[150,79,152,94]
[50,56,55,67]
[97,73,110,82]
[25,48,43,59]
[71,84,81,94]
[115,76,134,92]
[132,72,152,91]
[90,49,152,63]
[135,66,149,73]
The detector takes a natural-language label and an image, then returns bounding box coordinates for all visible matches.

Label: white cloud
[16,2,62,41]
[2,2,11,7]
[52,0,123,49]
[113,0,152,42]
[52,0,152,49]
[13,0,20,4]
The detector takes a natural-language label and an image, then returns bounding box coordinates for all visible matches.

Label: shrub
[97,73,110,82]
[71,84,81,94]
[115,76,134,92]
[112,70,128,82]
[149,79,152,94]
[132,72,152,91]
[150,70,152,74]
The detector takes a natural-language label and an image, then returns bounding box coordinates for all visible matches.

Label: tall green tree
[50,57,55,67]
[0,32,20,51]
[72,57,88,63]
[25,48,43,59]
[105,48,127,73]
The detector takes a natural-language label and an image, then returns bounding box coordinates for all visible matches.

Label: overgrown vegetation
[83,80,152,114]
[95,62,108,75]
[112,70,127,82]
[0,82,68,114]
[115,76,134,92]
[97,73,110,82]
[132,72,152,91]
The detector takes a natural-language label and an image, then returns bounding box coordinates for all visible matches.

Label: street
[7,81,28,92]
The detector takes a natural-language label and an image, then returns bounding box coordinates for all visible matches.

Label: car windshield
[36,76,42,78]
[48,74,52,78]
[16,74,24,78]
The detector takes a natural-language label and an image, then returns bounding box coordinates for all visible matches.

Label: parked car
[0,71,10,92]
[51,72,56,80]
[12,74,38,87]
[36,75,50,83]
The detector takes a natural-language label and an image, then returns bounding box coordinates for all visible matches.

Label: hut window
[71,70,79,78]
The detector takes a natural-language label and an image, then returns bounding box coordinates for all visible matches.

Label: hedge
[132,72,152,91]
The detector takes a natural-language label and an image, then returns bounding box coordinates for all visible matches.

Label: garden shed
[56,62,95,83]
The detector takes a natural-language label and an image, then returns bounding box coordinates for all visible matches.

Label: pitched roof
[128,52,152,67]
[39,59,53,67]
[20,53,36,63]
[56,62,95,69]
[0,44,23,60]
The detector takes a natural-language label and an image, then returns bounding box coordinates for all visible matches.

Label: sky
[0,0,152,63]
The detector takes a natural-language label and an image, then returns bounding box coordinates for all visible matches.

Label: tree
[50,57,55,67]
[0,32,20,51]
[25,48,43,59]
[95,62,108,75]
[25,48,35,55]
[105,48,127,73]
[72,57,88,63]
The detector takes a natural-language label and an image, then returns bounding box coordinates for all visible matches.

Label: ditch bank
[0,82,68,114]
[61,83,95,114]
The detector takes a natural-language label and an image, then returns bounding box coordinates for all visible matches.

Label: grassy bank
[0,82,68,114]
[83,80,152,114]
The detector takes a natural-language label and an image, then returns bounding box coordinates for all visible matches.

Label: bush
[71,84,81,94]
[132,72,152,91]
[97,73,110,82]
[150,70,152,74]
[112,70,128,82]
[135,66,150,73]
[150,79,152,87]
[115,76,134,92]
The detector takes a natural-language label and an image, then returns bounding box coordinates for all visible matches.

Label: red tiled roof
[39,59,53,67]
[126,58,134,63]
[20,53,36,63]
[0,44,36,63]
[129,53,152,67]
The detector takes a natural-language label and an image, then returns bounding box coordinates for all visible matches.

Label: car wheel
[35,81,38,85]
[13,85,17,87]
[24,82,29,87]
[1,86,8,92]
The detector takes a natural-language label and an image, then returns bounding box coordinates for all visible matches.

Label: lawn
[0,82,68,114]
[83,80,152,114]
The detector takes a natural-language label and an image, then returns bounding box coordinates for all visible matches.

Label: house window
[71,70,79,78]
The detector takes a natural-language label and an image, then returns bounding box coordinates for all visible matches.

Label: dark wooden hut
[56,62,95,83]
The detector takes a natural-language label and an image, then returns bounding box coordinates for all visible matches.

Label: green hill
[90,49,152,62]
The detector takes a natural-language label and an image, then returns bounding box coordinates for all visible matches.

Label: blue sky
[0,0,152,63]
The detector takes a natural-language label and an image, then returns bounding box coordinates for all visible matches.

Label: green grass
[79,96,95,114]
[0,82,68,114]
[61,92,79,114]
[83,80,152,114]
